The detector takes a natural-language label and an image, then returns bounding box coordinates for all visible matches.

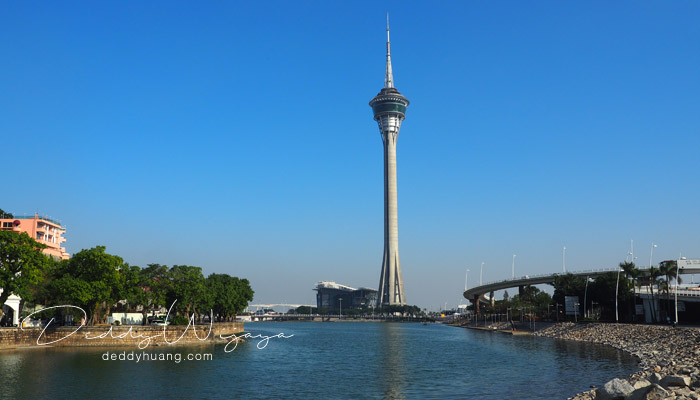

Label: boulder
[596,378,635,400]
[625,379,653,400]
[660,375,691,388]
[644,384,670,400]
[634,380,652,390]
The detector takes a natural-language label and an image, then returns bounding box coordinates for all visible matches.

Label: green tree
[51,246,126,325]
[533,291,553,314]
[553,273,586,318]
[170,265,206,318]
[642,266,662,323]
[21,256,60,314]
[232,277,254,316]
[520,285,541,303]
[620,261,639,285]
[135,264,173,322]
[206,274,236,320]
[0,209,14,219]
[619,261,639,320]
[295,306,317,314]
[0,231,49,319]
[202,275,254,321]
[117,263,142,312]
[587,272,633,320]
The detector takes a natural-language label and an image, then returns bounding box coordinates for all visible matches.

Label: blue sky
[2,2,699,310]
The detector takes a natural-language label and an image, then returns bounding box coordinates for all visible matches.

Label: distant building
[314,281,377,312]
[1,213,69,260]
[1,213,69,326]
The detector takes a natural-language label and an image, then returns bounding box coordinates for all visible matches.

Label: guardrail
[477,268,620,288]
[637,287,700,298]
[13,214,64,227]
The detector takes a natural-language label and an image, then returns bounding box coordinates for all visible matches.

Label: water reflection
[378,323,406,399]
[0,345,219,400]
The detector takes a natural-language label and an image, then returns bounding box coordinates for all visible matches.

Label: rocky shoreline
[534,323,700,399]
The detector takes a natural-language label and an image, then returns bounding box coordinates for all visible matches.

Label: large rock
[649,373,663,384]
[660,374,691,388]
[643,384,670,400]
[627,380,652,400]
[596,378,635,400]
[633,380,652,390]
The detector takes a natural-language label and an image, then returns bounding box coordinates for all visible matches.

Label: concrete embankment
[0,322,243,349]
[535,323,700,399]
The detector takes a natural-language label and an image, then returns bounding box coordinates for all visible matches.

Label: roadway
[463,266,700,300]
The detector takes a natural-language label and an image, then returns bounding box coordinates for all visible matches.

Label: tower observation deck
[370,16,409,306]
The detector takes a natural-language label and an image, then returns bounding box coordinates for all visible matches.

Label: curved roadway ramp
[464,264,700,301]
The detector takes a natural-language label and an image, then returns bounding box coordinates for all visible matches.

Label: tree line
[552,261,681,322]
[0,230,253,326]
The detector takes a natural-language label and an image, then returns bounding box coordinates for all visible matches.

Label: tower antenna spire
[385,13,394,88]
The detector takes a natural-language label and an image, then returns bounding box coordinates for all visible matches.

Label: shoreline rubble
[533,322,700,400]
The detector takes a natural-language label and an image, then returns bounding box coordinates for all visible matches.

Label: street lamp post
[675,258,682,326]
[650,243,658,269]
[563,246,566,273]
[627,240,634,263]
[583,276,589,318]
[480,262,485,286]
[631,239,634,264]
[512,254,517,279]
[615,264,621,322]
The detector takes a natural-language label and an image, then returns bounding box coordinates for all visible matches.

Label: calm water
[0,322,637,399]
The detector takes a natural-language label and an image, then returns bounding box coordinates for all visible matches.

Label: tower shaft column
[379,131,404,305]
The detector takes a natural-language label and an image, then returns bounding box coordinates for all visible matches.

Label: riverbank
[534,323,700,399]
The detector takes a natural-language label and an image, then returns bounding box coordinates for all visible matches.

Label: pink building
[1,213,70,260]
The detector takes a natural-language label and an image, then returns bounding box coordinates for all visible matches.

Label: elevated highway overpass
[463,264,700,313]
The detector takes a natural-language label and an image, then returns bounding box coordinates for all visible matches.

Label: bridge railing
[466,266,697,298]
[477,268,620,289]
[637,287,700,298]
